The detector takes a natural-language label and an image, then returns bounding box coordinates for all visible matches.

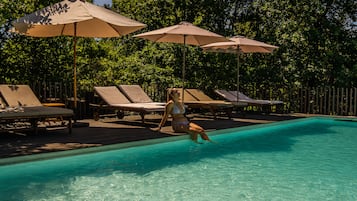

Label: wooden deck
[0,113,306,159]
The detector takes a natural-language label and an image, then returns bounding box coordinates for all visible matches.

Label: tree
[1,0,356,98]
[0,0,73,84]
[244,0,357,87]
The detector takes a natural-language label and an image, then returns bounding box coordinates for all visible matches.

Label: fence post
[353,88,357,116]
[323,87,327,114]
[319,87,322,114]
[344,88,349,115]
[327,87,330,115]
[330,87,336,115]
[349,88,353,115]
[299,87,302,113]
[306,88,310,113]
[337,88,341,115]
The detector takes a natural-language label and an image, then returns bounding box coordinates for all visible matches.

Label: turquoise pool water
[1,117,357,200]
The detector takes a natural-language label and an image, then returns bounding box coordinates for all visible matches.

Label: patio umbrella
[12,0,146,108]
[202,35,278,101]
[133,21,228,100]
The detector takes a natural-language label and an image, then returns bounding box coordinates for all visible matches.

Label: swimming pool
[0,117,357,200]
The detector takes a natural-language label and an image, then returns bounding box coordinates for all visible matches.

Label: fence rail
[27,82,357,118]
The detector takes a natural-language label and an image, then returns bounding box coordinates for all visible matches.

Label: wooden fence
[292,87,357,116]
[28,82,357,118]
[30,81,72,103]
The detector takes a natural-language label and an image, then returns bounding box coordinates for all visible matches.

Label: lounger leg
[93,112,99,121]
[68,118,72,134]
[209,107,217,119]
[30,119,39,134]
[226,108,233,119]
[139,112,145,123]
[277,104,284,113]
[117,111,125,119]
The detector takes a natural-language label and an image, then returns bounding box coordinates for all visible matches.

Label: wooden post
[327,87,331,115]
[344,87,347,115]
[319,87,325,114]
[337,88,340,115]
[354,88,357,116]
[345,88,348,115]
[332,87,336,115]
[349,88,353,115]
[305,88,308,113]
[341,88,344,115]
[323,87,327,114]
[299,87,302,113]
[311,87,314,113]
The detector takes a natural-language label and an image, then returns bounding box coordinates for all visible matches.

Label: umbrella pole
[236,48,240,102]
[73,22,77,109]
[182,35,186,101]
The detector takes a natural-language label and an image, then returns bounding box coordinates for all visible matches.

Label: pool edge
[0,116,347,166]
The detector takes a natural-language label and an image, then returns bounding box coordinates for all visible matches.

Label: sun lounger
[215,89,283,106]
[186,88,248,107]
[0,84,73,134]
[169,88,234,119]
[0,84,43,107]
[118,85,165,106]
[215,89,284,114]
[91,86,165,123]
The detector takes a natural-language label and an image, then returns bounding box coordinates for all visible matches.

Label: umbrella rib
[108,24,124,36]
[60,24,66,36]
[153,33,168,42]
[191,36,200,45]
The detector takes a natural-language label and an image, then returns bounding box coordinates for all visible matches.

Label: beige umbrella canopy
[12,0,146,108]
[134,21,229,100]
[202,35,278,101]
[202,35,278,53]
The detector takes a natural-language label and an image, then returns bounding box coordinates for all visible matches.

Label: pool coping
[0,116,353,166]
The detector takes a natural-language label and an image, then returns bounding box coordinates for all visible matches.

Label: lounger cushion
[215,89,283,105]
[168,88,198,102]
[0,85,42,107]
[0,106,73,119]
[93,86,165,118]
[94,86,131,105]
[185,89,214,101]
[215,89,239,102]
[118,85,153,103]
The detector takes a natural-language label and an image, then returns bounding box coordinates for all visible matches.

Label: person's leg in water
[189,123,212,142]
[188,131,200,143]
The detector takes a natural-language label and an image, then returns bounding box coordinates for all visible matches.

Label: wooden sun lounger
[0,106,73,134]
[91,86,165,123]
[186,88,248,106]
[215,89,284,106]
[118,85,165,106]
[169,88,234,119]
[215,89,284,113]
[0,84,73,134]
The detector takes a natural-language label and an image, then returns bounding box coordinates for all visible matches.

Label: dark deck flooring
[0,112,308,159]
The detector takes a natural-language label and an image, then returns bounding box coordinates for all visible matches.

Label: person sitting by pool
[152,88,211,143]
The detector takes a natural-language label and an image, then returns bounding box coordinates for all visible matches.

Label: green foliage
[0,0,73,83]
[249,0,357,87]
[76,36,179,92]
[0,0,356,98]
